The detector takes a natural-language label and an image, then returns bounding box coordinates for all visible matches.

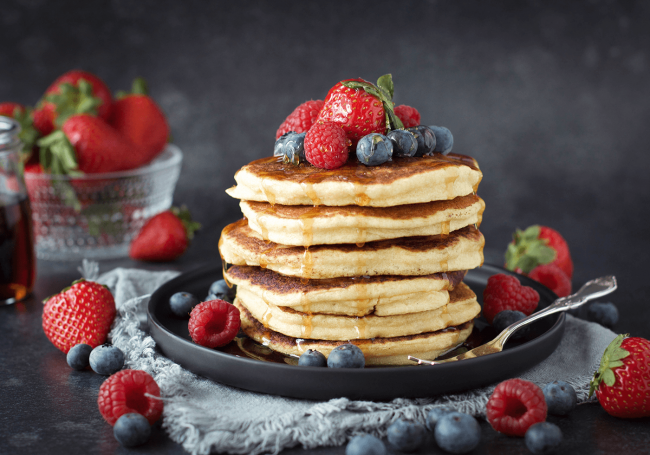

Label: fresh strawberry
[317,74,403,145]
[37,114,136,175]
[275,99,324,139]
[394,104,421,128]
[304,121,351,169]
[528,263,572,297]
[42,279,116,354]
[33,70,113,136]
[0,102,40,162]
[505,225,573,279]
[110,78,170,169]
[589,334,650,418]
[482,273,540,324]
[129,206,201,262]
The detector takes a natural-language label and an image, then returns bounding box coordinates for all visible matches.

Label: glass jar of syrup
[0,116,35,304]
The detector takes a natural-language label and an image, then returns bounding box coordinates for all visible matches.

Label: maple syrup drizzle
[300,249,313,282]
[354,317,368,339]
[301,313,314,338]
[441,220,451,236]
[299,206,320,247]
[260,178,276,205]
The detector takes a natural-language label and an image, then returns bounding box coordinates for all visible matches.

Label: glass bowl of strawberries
[25,144,182,260]
[12,70,182,260]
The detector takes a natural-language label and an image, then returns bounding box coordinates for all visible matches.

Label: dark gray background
[3,0,649,335]
[2,1,650,454]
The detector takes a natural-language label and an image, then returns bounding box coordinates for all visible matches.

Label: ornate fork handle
[497,275,618,346]
[409,276,618,365]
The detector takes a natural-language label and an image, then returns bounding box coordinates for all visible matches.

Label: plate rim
[147,263,564,398]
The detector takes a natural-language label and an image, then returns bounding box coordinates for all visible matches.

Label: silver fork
[408,275,617,365]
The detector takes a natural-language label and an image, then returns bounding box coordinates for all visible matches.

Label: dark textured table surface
[1,247,648,455]
[2,0,650,453]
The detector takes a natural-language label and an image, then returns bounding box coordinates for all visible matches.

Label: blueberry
[113,413,151,447]
[387,419,426,453]
[356,133,393,166]
[428,125,454,154]
[327,344,365,368]
[425,406,454,431]
[273,131,294,157]
[525,422,563,454]
[67,343,92,370]
[434,412,481,454]
[406,126,436,156]
[89,345,125,375]
[298,349,327,367]
[209,279,236,301]
[543,380,577,415]
[169,291,200,317]
[586,302,619,328]
[346,434,386,455]
[386,129,417,157]
[274,132,306,165]
[492,310,530,340]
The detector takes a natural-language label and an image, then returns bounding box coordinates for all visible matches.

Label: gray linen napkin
[90,263,617,455]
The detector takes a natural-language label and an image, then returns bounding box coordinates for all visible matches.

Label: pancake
[226,153,482,207]
[234,282,481,340]
[237,302,475,365]
[219,219,485,279]
[225,266,466,316]
[241,194,485,246]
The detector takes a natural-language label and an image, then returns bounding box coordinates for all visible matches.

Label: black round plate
[147,264,563,400]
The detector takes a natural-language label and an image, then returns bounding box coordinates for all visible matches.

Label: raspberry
[486,379,547,437]
[528,263,572,298]
[394,105,421,128]
[276,100,324,139]
[304,121,351,169]
[482,274,540,324]
[188,299,241,348]
[97,369,163,426]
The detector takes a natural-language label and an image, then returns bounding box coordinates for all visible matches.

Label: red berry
[528,263,572,298]
[538,227,573,279]
[97,369,163,426]
[486,379,547,437]
[188,300,241,348]
[590,335,650,418]
[276,100,324,139]
[42,279,116,353]
[304,121,351,170]
[482,274,540,324]
[129,206,201,262]
[394,104,421,128]
[505,225,573,279]
[317,79,387,145]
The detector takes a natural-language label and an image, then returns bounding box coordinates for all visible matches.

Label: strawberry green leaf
[10,106,40,162]
[172,205,201,240]
[45,80,103,127]
[117,77,149,99]
[376,74,394,100]
[504,225,557,274]
[589,334,630,397]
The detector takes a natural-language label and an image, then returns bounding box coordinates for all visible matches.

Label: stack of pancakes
[219,152,485,365]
